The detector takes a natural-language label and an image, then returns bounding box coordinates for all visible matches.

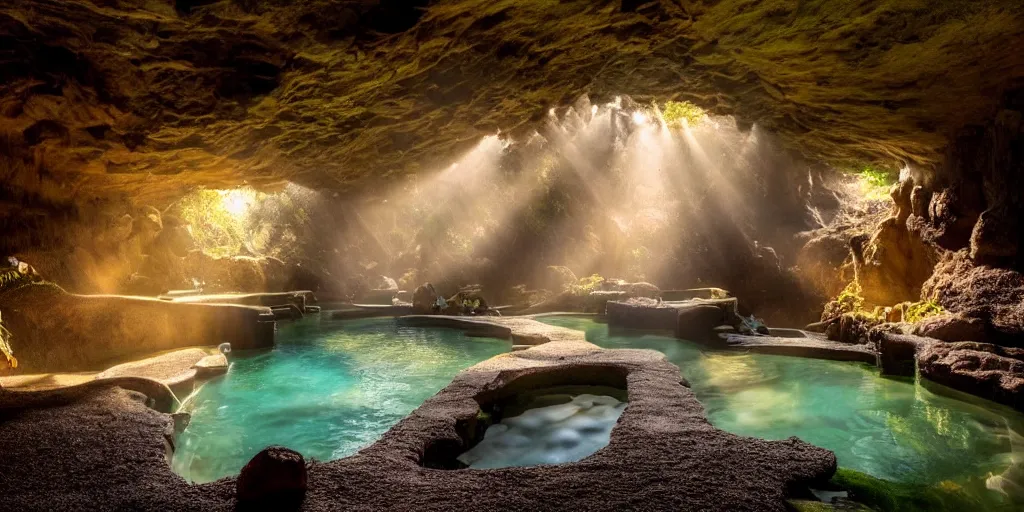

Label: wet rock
[911,313,987,342]
[675,305,725,343]
[237,446,308,508]
[0,283,274,373]
[873,332,928,377]
[194,354,228,377]
[917,341,1024,411]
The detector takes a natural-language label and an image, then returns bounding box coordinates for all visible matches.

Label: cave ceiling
[2,0,1024,206]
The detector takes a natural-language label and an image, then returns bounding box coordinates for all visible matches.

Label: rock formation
[1,0,1023,335]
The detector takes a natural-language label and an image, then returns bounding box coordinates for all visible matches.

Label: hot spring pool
[539,316,1024,508]
[171,317,510,483]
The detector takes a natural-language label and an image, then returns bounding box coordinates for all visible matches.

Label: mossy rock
[830,468,993,512]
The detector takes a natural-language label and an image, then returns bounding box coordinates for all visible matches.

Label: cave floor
[0,316,836,511]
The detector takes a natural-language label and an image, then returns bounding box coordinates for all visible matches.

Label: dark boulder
[912,313,988,342]
[675,305,726,343]
[873,331,929,377]
[917,341,1024,412]
[237,446,308,509]
[412,283,439,314]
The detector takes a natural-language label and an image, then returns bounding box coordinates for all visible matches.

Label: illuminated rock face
[2,1,1024,329]
[1,0,1023,206]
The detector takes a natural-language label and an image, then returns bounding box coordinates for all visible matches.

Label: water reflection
[172,317,509,483]
[540,316,1024,508]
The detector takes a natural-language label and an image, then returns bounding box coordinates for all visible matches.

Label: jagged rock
[855,215,939,308]
[237,446,307,508]
[922,250,1024,341]
[917,341,1024,411]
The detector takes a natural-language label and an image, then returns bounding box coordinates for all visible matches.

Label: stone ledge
[917,341,1024,412]
[0,314,837,511]
[721,333,878,364]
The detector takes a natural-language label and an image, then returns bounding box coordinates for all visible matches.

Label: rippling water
[538,316,1024,508]
[171,317,509,483]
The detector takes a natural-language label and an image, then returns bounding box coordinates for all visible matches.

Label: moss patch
[831,468,992,512]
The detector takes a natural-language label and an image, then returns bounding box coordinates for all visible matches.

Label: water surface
[539,316,1024,508]
[172,317,509,483]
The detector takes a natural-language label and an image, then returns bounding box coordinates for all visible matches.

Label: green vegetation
[549,266,605,296]
[903,300,945,323]
[829,280,946,325]
[177,189,255,257]
[844,164,899,201]
[830,468,988,512]
[661,100,706,127]
[834,281,866,315]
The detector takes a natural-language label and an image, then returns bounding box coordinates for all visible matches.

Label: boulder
[917,341,1024,412]
[237,446,308,508]
[194,354,228,377]
[675,305,726,343]
[794,231,852,300]
[912,313,987,342]
[412,283,439,314]
[873,332,929,377]
[922,250,1024,341]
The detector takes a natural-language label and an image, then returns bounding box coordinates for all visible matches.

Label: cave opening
[2,2,1024,511]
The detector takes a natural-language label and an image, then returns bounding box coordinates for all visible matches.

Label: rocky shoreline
[1,315,836,511]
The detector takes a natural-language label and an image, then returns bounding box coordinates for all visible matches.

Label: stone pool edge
[0,315,837,511]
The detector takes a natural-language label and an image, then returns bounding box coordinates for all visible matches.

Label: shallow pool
[539,316,1024,508]
[172,317,509,483]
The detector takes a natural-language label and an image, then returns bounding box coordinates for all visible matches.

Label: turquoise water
[458,394,628,469]
[171,317,509,483]
[539,316,1024,508]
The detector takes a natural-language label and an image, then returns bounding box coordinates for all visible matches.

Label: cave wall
[1,0,1023,331]
[2,0,1023,204]
[851,90,1024,340]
